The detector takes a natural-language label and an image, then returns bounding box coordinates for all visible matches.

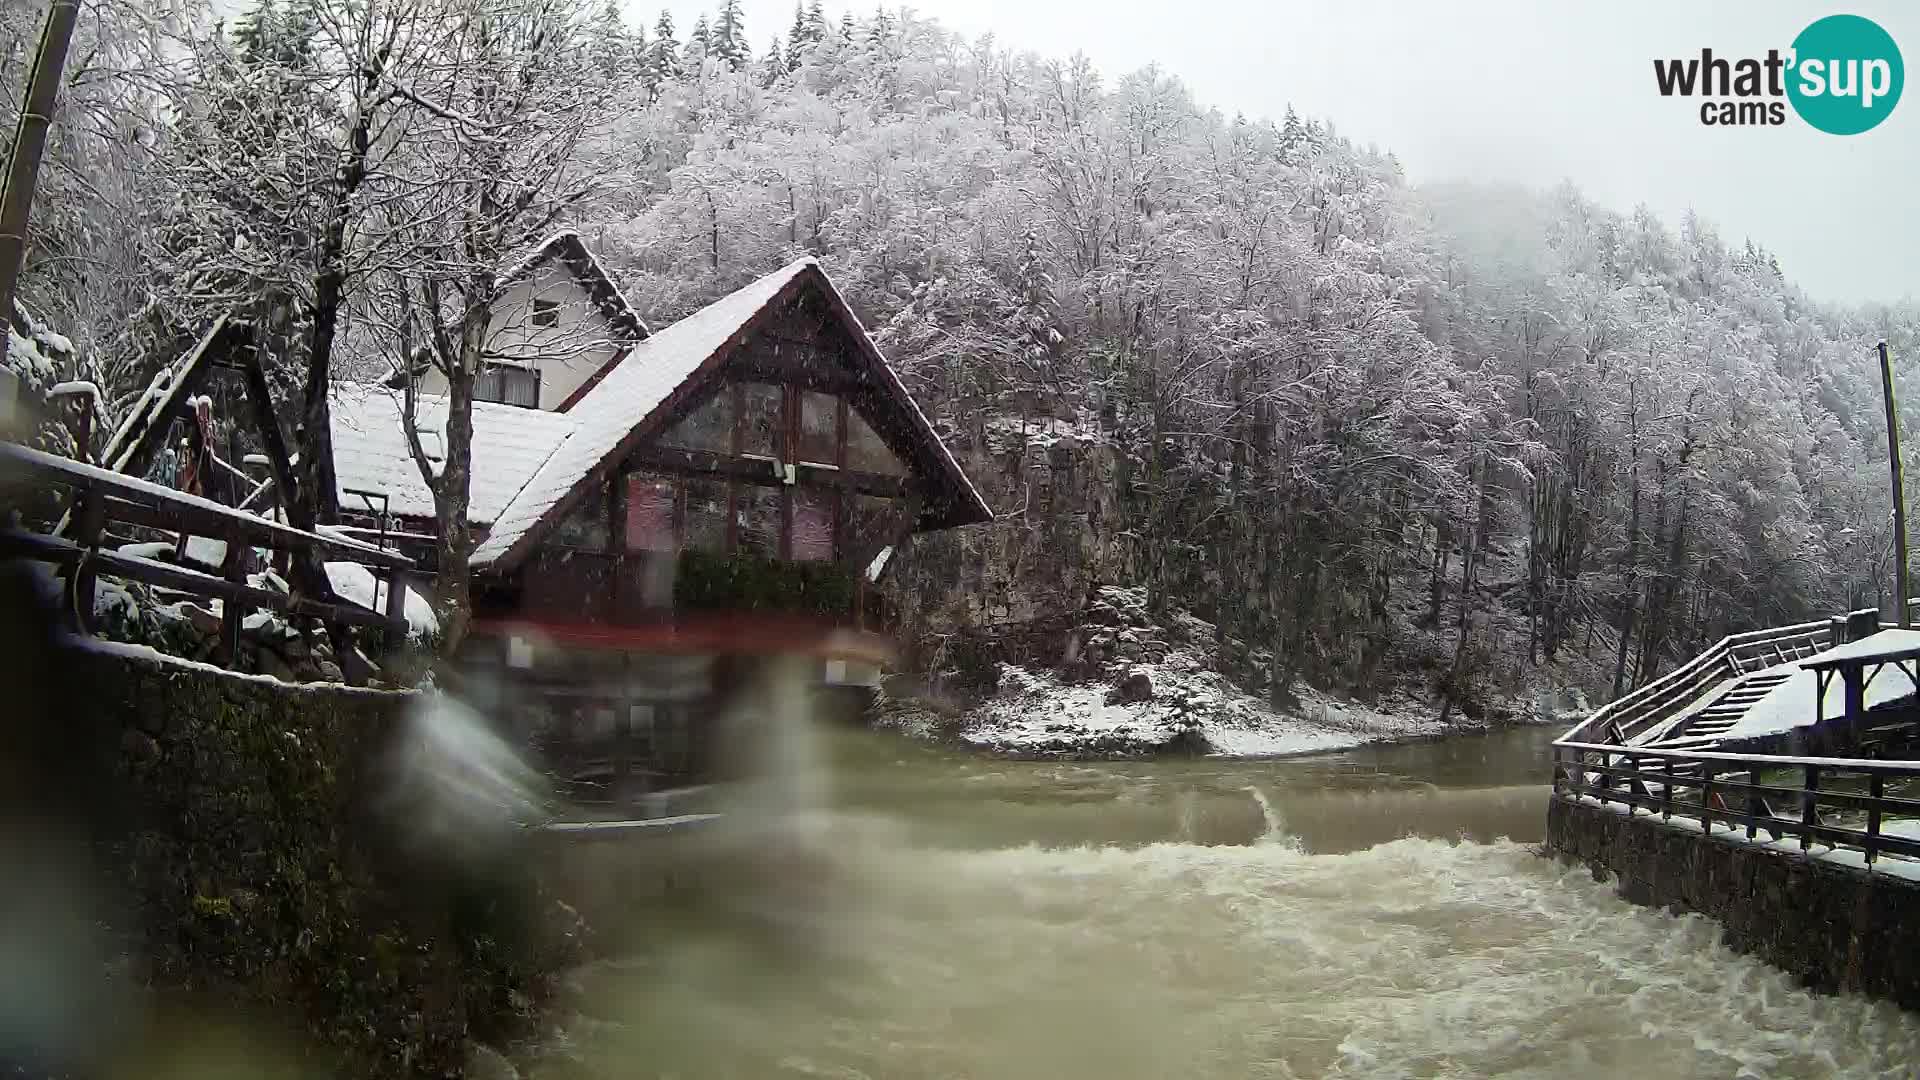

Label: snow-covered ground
[887,650,1461,760]
[875,583,1569,760]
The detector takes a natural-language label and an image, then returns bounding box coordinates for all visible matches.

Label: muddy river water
[532,723,1920,1079]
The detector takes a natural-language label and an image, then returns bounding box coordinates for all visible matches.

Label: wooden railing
[1553,739,1920,866]
[0,440,420,681]
[1561,620,1834,746]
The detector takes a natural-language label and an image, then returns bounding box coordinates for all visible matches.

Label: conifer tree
[710,0,748,70]
[685,13,709,65]
[650,9,682,80]
[588,0,637,81]
[786,2,807,68]
[761,37,785,85]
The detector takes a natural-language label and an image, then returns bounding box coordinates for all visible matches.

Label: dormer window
[476,361,540,408]
[531,299,560,329]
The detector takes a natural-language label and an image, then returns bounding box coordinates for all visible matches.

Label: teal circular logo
[1788,14,1903,135]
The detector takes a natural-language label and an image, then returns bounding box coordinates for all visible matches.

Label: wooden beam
[97,315,242,481]
[238,341,303,524]
[630,445,908,499]
[68,485,103,630]
[844,492,919,575]
[2,441,414,570]
[0,530,403,634]
[727,359,870,395]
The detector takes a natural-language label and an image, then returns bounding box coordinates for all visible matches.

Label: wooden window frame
[628,376,916,564]
[475,361,540,409]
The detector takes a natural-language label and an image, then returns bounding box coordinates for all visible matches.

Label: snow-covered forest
[8,0,1919,714]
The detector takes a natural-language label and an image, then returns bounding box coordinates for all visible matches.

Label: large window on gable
[624,472,677,552]
[661,390,732,453]
[798,391,839,465]
[740,383,783,458]
[847,410,907,476]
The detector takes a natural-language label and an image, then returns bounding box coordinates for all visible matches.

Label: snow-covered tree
[709,0,747,70]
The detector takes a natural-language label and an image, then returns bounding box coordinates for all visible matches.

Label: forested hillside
[9,0,1919,715]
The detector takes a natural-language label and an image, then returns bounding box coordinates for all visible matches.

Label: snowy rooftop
[334,255,989,567]
[1714,663,1918,742]
[1800,628,1920,670]
[330,386,578,524]
[470,258,818,565]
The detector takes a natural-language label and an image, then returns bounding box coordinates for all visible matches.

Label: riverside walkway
[1548,612,1920,1010]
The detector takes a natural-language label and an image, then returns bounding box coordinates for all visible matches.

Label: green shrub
[674,549,856,618]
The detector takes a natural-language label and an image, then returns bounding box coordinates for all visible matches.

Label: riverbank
[880,585,1586,760]
[875,650,1564,760]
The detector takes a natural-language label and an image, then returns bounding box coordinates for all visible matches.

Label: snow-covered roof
[500,229,650,341]
[471,259,816,565]
[334,257,993,572]
[1801,628,1920,669]
[1716,660,1918,742]
[329,385,578,524]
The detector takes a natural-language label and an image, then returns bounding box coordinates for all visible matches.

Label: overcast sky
[656,0,1920,307]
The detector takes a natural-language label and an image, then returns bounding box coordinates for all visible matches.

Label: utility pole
[0,0,80,362]
[1880,341,1910,628]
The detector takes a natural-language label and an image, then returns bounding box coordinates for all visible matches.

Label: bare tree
[366,0,630,649]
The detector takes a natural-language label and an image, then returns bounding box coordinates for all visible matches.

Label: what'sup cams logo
[1654,14,1903,134]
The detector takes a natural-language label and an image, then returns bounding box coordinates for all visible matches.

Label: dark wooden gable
[478,263,990,577]
[641,277,986,531]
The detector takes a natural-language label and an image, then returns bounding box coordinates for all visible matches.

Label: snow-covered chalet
[329,235,991,788]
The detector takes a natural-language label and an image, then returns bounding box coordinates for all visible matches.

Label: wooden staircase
[1649,669,1797,747]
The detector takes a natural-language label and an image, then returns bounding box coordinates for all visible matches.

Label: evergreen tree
[1013,226,1062,372]
[231,0,317,67]
[588,0,637,81]
[650,10,683,81]
[1279,104,1307,155]
[839,11,855,40]
[711,0,748,70]
[805,0,828,43]
[685,13,710,65]
[761,37,785,85]
[786,2,808,68]
[868,5,892,45]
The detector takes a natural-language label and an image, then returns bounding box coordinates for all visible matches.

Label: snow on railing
[1553,739,1920,869]
[1557,620,1832,748]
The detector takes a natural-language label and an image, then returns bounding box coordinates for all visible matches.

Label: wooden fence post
[1867,771,1885,865]
[1801,765,1821,851]
[219,526,247,666]
[1700,764,1716,835]
[68,485,103,631]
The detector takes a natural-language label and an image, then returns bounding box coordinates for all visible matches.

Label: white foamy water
[544,829,1920,1079]
[532,722,1920,1080]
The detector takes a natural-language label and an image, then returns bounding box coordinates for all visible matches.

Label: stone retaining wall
[1546,796,1920,1010]
[1,560,581,1080]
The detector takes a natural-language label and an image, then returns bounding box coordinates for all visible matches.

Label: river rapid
[530,724,1920,1079]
